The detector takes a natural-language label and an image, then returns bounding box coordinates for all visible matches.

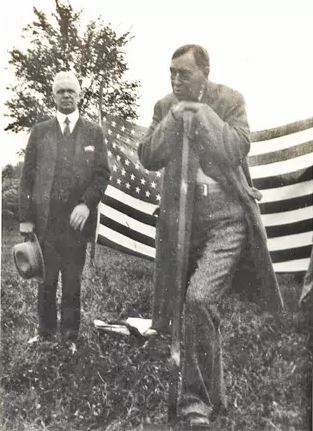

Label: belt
[196,181,223,196]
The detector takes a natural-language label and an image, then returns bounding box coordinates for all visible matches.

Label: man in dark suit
[138,45,284,428]
[19,71,110,342]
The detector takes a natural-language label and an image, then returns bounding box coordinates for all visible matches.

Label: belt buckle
[201,183,208,196]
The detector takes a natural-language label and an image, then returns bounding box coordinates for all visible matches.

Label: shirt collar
[56,110,80,131]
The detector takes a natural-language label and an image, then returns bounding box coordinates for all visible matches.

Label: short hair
[171,44,210,74]
[52,71,81,94]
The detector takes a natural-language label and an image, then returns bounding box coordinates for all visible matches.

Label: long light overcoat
[138,80,284,329]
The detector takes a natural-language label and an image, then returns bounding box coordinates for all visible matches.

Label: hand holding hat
[13,230,45,281]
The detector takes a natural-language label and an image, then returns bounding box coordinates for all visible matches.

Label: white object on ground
[28,335,39,344]
[94,317,157,337]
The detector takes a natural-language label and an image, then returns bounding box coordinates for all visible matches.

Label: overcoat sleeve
[138,101,182,171]
[19,126,38,223]
[139,90,250,172]
[81,126,110,209]
[194,91,250,168]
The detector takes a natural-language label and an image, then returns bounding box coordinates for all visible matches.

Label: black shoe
[209,403,227,423]
[144,333,170,360]
[61,330,78,343]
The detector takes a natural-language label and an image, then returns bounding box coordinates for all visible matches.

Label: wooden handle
[168,111,197,425]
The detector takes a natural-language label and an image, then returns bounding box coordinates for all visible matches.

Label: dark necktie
[63,117,71,137]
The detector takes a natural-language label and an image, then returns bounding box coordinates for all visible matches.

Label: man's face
[53,81,81,114]
[170,51,208,101]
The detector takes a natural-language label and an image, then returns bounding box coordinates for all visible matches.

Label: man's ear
[78,90,84,102]
[203,66,210,78]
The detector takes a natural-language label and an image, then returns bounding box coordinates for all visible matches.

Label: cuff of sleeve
[80,193,95,210]
[79,198,90,207]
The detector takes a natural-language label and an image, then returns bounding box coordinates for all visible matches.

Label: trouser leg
[60,230,87,340]
[180,196,247,421]
[38,237,60,337]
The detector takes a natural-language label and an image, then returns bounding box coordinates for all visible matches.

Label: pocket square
[84,145,95,152]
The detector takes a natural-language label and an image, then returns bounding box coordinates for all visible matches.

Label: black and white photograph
[1,1,313,430]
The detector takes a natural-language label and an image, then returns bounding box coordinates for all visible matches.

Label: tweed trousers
[180,182,247,421]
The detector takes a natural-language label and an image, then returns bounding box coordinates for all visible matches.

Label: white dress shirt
[56,110,79,134]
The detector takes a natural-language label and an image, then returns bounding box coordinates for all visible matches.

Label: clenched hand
[19,222,35,236]
[171,101,202,120]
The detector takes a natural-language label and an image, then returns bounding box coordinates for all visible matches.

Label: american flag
[97,116,313,273]
[97,117,160,260]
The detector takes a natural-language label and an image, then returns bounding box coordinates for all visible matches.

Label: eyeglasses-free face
[53,84,81,114]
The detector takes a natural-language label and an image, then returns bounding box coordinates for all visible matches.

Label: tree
[5,0,140,133]
[2,164,14,180]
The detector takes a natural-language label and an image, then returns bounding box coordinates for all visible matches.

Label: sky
[1,0,313,167]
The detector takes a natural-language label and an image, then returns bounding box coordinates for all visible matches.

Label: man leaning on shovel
[138,44,284,429]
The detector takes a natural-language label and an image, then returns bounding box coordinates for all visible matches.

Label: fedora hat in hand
[13,233,45,281]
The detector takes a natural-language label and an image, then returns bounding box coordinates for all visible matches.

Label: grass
[1,218,312,430]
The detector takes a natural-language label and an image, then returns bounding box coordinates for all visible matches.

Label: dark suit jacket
[19,116,110,243]
[138,80,284,326]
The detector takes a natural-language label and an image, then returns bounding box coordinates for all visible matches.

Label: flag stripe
[273,258,310,272]
[259,180,313,202]
[270,246,312,263]
[261,206,313,226]
[97,224,156,258]
[97,234,154,261]
[259,193,312,214]
[100,203,156,238]
[265,219,312,238]
[250,127,313,155]
[250,152,313,179]
[99,214,155,247]
[249,141,313,166]
[250,117,313,141]
[268,231,312,251]
[100,198,157,227]
[105,185,158,215]
[253,168,311,189]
